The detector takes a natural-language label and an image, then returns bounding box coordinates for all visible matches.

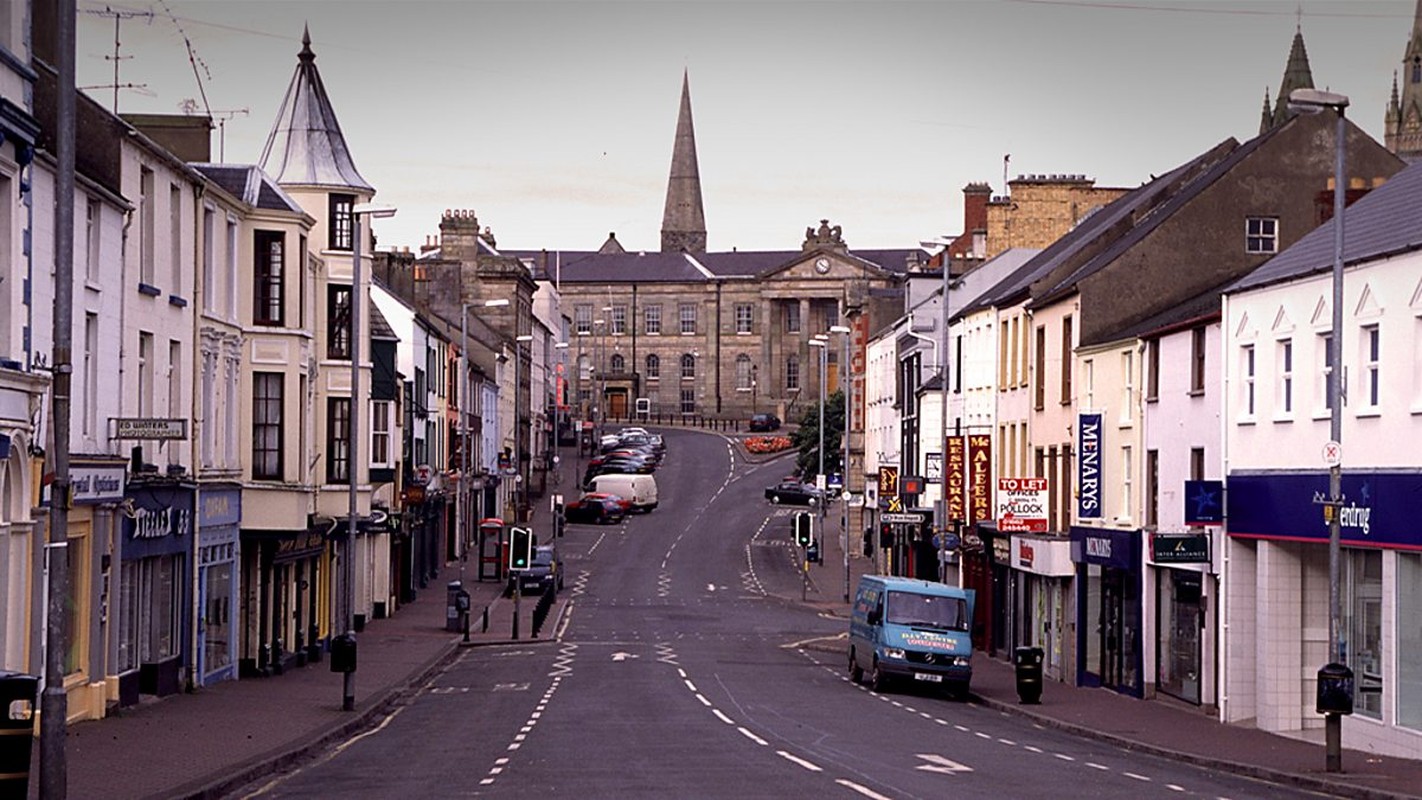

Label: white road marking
[1166,785,1186,792]
[684,679,698,692]
[914,753,973,774]
[975,732,992,740]
[954,725,970,732]
[1086,762,1109,770]
[694,693,712,707]
[1123,772,1152,782]
[738,727,768,746]
[835,779,894,800]
[1053,753,1075,761]
[776,751,823,772]
[1024,745,1043,753]
[712,709,735,725]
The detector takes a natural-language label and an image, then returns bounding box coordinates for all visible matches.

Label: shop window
[1399,554,1422,731]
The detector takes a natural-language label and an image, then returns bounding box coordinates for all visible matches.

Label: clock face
[814,258,831,274]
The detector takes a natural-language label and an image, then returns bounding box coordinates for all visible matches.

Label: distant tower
[1260,25,1315,134]
[660,71,707,254]
[1385,0,1422,163]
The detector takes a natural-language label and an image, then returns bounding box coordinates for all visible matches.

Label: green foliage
[791,389,845,479]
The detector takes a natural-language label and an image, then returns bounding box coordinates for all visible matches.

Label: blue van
[848,575,975,695]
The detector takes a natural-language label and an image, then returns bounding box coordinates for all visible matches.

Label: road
[234,428,1325,800]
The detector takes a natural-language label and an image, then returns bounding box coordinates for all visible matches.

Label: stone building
[983,174,1129,261]
[1386,0,1422,163]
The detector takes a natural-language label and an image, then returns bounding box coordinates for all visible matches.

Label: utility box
[329,633,358,674]
[446,581,464,632]
[0,671,37,798]
[1317,662,1354,715]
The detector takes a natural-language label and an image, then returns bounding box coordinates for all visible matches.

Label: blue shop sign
[1227,471,1422,550]
[199,488,242,528]
[1077,413,1103,520]
[1184,480,1224,525]
[1070,526,1139,571]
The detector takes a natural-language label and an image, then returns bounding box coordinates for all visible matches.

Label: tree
[790,389,845,479]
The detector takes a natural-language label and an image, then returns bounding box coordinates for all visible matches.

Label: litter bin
[0,671,38,798]
[446,580,464,632]
[1317,662,1355,716]
[1014,646,1044,704]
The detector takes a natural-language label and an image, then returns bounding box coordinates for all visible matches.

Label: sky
[74,0,1418,254]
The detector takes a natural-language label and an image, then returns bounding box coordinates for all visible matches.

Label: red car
[565,492,631,524]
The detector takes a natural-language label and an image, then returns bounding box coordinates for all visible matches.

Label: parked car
[749,413,781,432]
[565,492,630,524]
[507,544,562,595]
[765,479,822,506]
[587,474,659,513]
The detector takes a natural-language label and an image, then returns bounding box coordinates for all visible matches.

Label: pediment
[1270,305,1293,335]
[761,250,878,282]
[1234,310,1256,342]
[1310,295,1330,328]
[1354,282,1382,320]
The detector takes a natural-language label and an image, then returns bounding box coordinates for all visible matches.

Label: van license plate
[914,672,943,683]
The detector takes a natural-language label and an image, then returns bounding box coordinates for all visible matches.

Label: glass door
[1100,569,1125,689]
[203,562,233,680]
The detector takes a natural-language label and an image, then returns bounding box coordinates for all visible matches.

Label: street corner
[783,630,847,655]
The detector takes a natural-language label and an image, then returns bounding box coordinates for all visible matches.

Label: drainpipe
[714,282,723,414]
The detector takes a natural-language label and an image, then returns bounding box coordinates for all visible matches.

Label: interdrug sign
[1227,472,1422,550]
[1076,413,1102,520]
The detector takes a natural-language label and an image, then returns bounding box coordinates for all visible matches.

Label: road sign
[996,477,1048,533]
[885,496,904,513]
[882,512,925,523]
[1323,440,1342,467]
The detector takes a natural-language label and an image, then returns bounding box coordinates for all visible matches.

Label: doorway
[608,391,628,419]
[1099,569,1126,689]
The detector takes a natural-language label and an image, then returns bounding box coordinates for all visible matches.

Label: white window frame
[170,183,183,296]
[735,303,753,335]
[611,305,627,335]
[679,303,696,335]
[1241,344,1256,420]
[1318,332,1334,416]
[371,399,392,467]
[575,304,592,335]
[1361,324,1380,410]
[1246,216,1278,254]
[644,304,661,335]
[1120,445,1133,522]
[1277,338,1294,417]
[1119,350,1133,425]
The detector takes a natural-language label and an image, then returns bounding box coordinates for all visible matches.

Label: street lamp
[594,318,607,433]
[460,298,509,583]
[342,201,396,712]
[830,324,852,602]
[514,333,534,521]
[808,337,829,562]
[1289,86,1350,774]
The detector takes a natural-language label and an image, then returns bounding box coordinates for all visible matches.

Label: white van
[589,473,658,513]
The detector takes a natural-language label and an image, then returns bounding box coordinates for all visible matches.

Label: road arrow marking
[915,753,973,775]
[611,651,639,662]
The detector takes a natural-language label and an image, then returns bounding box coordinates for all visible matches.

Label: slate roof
[511,246,927,283]
[259,27,373,191]
[1106,277,1234,342]
[1229,157,1422,294]
[192,164,305,214]
[369,300,399,342]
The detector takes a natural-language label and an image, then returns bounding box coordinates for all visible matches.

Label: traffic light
[509,526,533,570]
[794,512,812,547]
[879,522,894,549]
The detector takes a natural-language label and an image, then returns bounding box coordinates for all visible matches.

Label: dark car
[565,492,629,524]
[749,413,781,432]
[765,479,822,506]
[508,544,562,595]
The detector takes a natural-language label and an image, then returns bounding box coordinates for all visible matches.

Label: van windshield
[885,592,968,632]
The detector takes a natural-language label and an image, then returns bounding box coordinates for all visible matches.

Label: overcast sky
[75,0,1416,253]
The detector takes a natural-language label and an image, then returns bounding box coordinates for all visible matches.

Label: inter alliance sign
[1076,412,1102,520]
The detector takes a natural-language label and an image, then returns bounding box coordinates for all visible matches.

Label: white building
[1222,161,1422,759]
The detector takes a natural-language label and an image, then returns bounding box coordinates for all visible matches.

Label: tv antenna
[80,5,155,113]
[179,100,248,161]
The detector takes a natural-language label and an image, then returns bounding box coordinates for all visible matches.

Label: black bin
[1014,646,1044,704]
[445,580,464,632]
[1317,662,1354,715]
[0,671,38,798]
[329,633,358,674]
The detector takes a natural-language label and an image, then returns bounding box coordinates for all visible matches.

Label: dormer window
[330,194,354,251]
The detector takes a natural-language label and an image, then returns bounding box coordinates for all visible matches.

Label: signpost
[996,477,1048,533]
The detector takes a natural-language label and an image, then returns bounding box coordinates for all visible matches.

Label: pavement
[25,435,1422,800]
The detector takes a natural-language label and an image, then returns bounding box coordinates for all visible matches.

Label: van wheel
[870,660,890,693]
[848,649,864,683]
[769,495,781,505]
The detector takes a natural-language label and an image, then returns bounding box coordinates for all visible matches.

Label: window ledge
[1236,416,1256,426]
[1355,409,1382,419]
[1271,415,1294,424]
[736,331,751,336]
[137,282,162,297]
[84,280,102,293]
[1187,388,1205,398]
[1312,410,1331,421]
[168,294,188,308]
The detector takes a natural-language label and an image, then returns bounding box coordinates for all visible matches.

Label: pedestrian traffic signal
[879,522,894,549]
[794,512,812,547]
[509,526,533,570]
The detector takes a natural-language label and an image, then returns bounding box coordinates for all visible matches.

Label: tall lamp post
[514,333,534,521]
[1289,86,1350,774]
[830,324,852,602]
[594,316,607,434]
[460,298,509,580]
[342,202,396,712]
[809,336,829,559]
[555,340,569,485]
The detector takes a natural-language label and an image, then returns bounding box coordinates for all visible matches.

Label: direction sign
[882,512,925,523]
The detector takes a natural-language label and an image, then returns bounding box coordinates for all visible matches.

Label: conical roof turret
[259,25,373,191]
[1263,28,1315,132]
[660,70,707,253]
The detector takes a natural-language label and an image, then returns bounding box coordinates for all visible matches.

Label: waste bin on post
[1317,662,1355,716]
[446,580,464,632]
[1014,646,1044,704]
[0,671,38,798]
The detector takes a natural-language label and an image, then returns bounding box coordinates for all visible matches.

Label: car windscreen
[532,552,554,567]
[885,591,968,631]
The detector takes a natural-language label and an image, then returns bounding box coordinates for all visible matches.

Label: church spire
[1386,0,1422,163]
[1262,28,1315,132]
[660,70,707,253]
[1259,87,1273,136]
[259,25,373,190]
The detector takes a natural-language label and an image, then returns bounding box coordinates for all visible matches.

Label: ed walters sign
[1076,412,1102,520]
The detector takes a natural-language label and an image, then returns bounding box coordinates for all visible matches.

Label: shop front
[1009,534,1074,682]
[960,522,1010,657]
[116,480,195,706]
[239,525,328,677]
[1227,471,1422,759]
[196,485,241,686]
[63,458,126,722]
[1072,526,1143,696]
[1148,530,1215,707]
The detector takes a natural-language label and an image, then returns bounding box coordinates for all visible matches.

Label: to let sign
[997,477,1048,532]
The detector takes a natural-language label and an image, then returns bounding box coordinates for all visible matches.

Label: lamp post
[939,258,952,586]
[1289,86,1350,775]
[830,324,852,602]
[809,336,828,561]
[514,333,534,521]
[594,317,607,434]
[751,364,758,416]
[342,202,395,712]
[460,298,509,580]
[555,340,569,485]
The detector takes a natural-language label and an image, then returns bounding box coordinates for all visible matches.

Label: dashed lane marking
[776,751,824,772]
[835,779,894,800]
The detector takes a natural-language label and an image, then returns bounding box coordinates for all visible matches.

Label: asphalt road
[234,428,1326,800]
